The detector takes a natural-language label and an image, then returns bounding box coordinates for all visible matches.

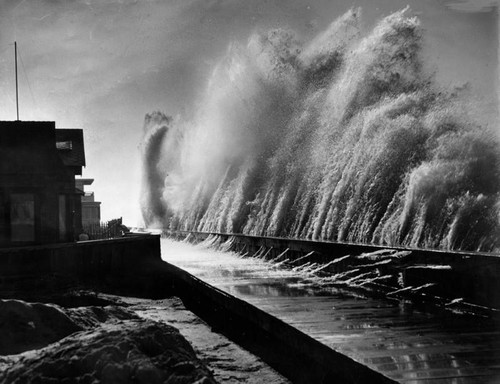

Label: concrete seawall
[161,260,395,384]
[0,236,167,296]
[166,231,500,312]
[0,235,395,383]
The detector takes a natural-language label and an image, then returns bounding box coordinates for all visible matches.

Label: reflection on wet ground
[229,281,308,297]
[161,238,500,383]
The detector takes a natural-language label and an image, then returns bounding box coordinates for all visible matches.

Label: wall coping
[0,235,160,254]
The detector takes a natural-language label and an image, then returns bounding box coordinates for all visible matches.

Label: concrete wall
[167,231,500,311]
[0,232,396,383]
[161,261,396,384]
[0,235,164,296]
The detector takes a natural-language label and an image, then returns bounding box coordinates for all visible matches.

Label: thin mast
[15,41,19,121]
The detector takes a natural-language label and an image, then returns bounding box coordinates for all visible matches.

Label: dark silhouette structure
[75,178,101,227]
[0,121,85,246]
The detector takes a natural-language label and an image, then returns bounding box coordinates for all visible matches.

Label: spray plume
[141,8,500,252]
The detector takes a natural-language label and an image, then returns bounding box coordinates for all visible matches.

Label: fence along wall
[81,217,126,240]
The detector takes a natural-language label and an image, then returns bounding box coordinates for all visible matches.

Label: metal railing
[81,217,125,240]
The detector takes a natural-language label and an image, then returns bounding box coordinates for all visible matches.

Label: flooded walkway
[160,238,500,383]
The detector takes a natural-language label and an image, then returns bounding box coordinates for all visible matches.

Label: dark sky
[0,0,497,225]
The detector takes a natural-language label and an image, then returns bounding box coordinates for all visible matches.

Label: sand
[0,292,289,384]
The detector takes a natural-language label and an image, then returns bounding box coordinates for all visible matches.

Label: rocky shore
[0,291,289,384]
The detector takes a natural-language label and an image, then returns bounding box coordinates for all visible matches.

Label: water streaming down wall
[141,8,500,252]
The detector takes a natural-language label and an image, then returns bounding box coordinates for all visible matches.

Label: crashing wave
[141,8,500,252]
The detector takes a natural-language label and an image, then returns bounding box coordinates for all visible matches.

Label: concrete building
[56,129,86,235]
[75,179,101,227]
[0,121,85,246]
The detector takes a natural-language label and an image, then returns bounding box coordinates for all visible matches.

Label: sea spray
[140,112,172,227]
[141,8,500,252]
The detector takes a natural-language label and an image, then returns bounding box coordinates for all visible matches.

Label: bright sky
[0,0,497,226]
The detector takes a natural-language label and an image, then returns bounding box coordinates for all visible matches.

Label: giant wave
[141,8,500,252]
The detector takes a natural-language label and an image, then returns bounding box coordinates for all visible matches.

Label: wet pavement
[160,238,500,383]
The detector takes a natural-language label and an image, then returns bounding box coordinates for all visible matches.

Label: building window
[10,193,35,242]
[56,141,73,150]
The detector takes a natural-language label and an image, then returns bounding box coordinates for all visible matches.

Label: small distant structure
[0,121,85,246]
[75,178,101,227]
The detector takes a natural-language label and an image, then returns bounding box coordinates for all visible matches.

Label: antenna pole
[14,41,19,121]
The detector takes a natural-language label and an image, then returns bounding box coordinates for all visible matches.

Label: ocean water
[143,8,500,252]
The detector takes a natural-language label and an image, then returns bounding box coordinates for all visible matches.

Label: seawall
[162,260,395,384]
[166,231,500,312]
[0,235,167,297]
[0,235,395,383]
